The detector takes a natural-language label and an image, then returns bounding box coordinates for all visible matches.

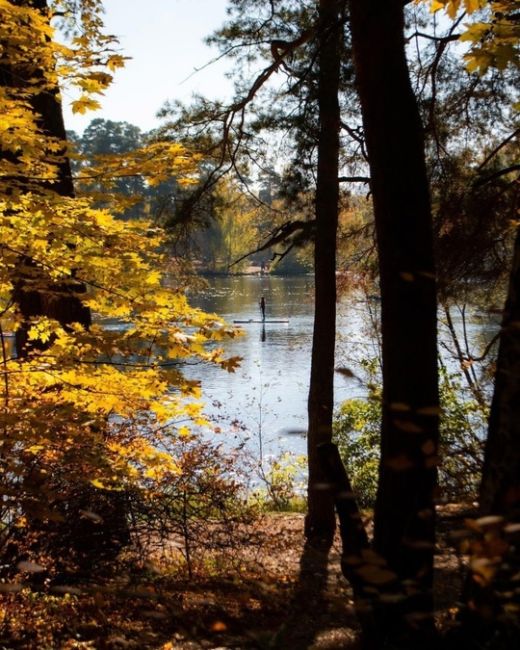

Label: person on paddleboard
[259,296,266,321]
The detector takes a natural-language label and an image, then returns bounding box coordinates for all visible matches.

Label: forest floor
[0,505,474,650]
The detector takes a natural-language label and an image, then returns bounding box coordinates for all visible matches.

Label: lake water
[7,277,329,463]
[186,276,379,460]
[185,275,499,462]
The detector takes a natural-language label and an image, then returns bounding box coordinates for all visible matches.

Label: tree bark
[2,0,91,354]
[349,1,439,646]
[2,0,130,572]
[305,0,343,547]
[480,226,520,517]
[450,227,520,649]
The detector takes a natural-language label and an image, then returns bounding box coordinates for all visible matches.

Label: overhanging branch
[230,219,314,267]
[338,175,370,184]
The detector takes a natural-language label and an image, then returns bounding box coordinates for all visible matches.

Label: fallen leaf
[17,561,45,573]
[211,621,228,632]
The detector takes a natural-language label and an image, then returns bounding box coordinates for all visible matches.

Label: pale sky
[62,0,234,133]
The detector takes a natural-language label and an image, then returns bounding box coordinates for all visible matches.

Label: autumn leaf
[71,96,102,114]
[211,621,228,632]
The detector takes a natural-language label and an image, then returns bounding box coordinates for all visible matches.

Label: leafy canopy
[0,0,240,528]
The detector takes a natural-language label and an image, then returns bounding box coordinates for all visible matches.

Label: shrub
[333,362,487,507]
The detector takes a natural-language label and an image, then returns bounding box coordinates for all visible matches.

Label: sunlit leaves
[422,0,520,73]
[0,0,242,532]
[71,96,102,114]
[334,364,486,505]
[78,141,202,192]
[427,0,488,17]
[0,0,127,194]
[461,4,520,73]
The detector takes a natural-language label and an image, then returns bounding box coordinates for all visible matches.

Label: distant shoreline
[196,269,313,278]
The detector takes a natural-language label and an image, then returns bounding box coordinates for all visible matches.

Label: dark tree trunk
[305,0,343,547]
[480,227,520,517]
[447,228,520,650]
[349,1,439,646]
[2,0,90,354]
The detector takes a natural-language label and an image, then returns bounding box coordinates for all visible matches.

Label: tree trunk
[305,0,343,547]
[480,226,520,517]
[448,227,520,649]
[2,0,90,353]
[349,1,439,646]
[2,0,130,573]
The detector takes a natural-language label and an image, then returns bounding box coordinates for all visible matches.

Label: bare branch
[478,129,520,170]
[474,164,520,187]
[338,175,370,184]
[406,30,461,43]
[229,219,314,267]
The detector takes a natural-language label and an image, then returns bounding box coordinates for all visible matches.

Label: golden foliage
[422,0,520,73]
[0,1,241,532]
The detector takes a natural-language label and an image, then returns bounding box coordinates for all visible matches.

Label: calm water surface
[186,276,378,459]
[97,275,497,462]
[186,276,499,461]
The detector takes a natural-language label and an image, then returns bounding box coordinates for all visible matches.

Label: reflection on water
[92,274,500,462]
[185,276,374,459]
[185,276,500,461]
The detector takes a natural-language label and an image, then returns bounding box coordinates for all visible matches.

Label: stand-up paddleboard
[233,319,289,324]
